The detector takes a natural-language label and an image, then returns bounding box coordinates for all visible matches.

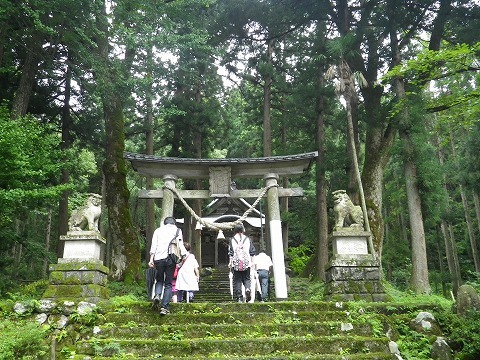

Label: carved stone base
[43,232,109,303]
[43,261,109,303]
[61,231,106,261]
[324,231,387,302]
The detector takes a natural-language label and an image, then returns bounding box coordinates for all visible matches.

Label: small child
[175,242,199,303]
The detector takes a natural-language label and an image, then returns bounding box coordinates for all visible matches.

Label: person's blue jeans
[257,269,269,301]
[154,258,175,309]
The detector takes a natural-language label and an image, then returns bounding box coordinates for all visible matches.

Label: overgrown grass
[0,319,49,360]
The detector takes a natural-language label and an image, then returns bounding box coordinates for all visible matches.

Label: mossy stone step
[80,352,396,360]
[76,336,392,358]
[103,309,352,325]
[65,300,399,359]
[95,321,376,339]
[100,300,358,314]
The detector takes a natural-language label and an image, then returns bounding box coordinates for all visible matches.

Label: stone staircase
[194,266,233,302]
[68,300,397,359]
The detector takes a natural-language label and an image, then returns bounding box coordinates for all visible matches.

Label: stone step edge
[75,337,391,358]
[84,353,396,360]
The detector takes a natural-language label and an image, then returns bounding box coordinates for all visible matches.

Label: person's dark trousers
[154,258,175,309]
[257,269,269,301]
[233,268,251,301]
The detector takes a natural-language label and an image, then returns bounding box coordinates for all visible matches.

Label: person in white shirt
[253,251,273,302]
[148,216,185,315]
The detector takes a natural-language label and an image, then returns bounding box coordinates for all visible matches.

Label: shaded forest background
[1,0,480,297]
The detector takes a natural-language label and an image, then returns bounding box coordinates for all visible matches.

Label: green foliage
[92,341,124,357]
[383,282,452,309]
[384,43,480,87]
[287,245,314,275]
[7,280,49,302]
[396,330,432,360]
[436,309,480,360]
[0,109,66,207]
[108,281,145,299]
[0,319,48,360]
[108,294,142,313]
[0,107,70,292]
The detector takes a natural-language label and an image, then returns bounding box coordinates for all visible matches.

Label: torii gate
[125,151,317,300]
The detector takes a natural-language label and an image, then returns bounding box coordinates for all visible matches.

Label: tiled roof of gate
[124,151,318,178]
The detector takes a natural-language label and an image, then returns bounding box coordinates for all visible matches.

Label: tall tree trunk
[11,32,42,117]
[339,60,374,257]
[262,38,273,157]
[261,38,274,252]
[436,229,447,297]
[441,220,461,295]
[448,223,462,292]
[58,57,73,257]
[436,133,462,294]
[280,121,289,252]
[346,84,360,199]
[145,46,155,262]
[102,95,141,282]
[43,209,52,278]
[473,191,480,244]
[449,136,480,272]
[95,0,141,283]
[389,15,430,293]
[315,76,329,281]
[192,87,203,267]
[459,186,480,272]
[402,142,431,293]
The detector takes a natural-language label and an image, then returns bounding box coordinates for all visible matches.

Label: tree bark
[339,60,374,257]
[58,57,73,257]
[440,220,461,295]
[389,13,430,293]
[11,32,42,117]
[102,95,141,282]
[315,76,329,281]
[95,0,141,283]
[402,142,431,293]
[449,136,480,272]
[459,186,480,272]
[473,191,480,246]
[43,209,52,278]
[145,45,155,262]
[262,38,273,157]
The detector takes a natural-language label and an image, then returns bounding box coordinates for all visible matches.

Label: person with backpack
[228,223,256,303]
[148,216,185,315]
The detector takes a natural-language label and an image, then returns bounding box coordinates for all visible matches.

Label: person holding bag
[148,216,185,315]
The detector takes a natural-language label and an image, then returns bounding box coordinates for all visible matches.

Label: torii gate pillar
[265,173,288,300]
[161,174,177,223]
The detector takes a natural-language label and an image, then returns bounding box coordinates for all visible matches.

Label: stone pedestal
[324,230,387,302]
[43,232,109,303]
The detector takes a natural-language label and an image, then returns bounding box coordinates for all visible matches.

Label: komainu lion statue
[332,190,364,230]
[68,193,102,232]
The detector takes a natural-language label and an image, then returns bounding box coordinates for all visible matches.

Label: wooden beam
[138,188,304,199]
